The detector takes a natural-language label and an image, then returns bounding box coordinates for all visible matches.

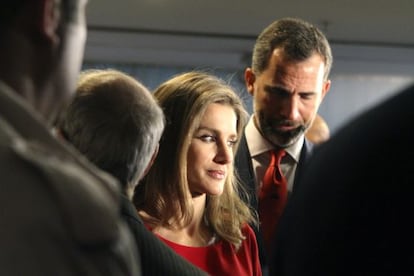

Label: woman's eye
[198,135,216,143]
[227,140,237,147]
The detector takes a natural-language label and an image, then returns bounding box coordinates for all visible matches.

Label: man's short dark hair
[251,17,333,80]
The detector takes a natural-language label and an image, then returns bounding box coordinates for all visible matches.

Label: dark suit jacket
[120,195,207,276]
[0,83,140,276]
[270,84,414,275]
[235,132,314,270]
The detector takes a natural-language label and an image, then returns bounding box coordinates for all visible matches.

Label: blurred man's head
[0,0,88,123]
[58,69,165,198]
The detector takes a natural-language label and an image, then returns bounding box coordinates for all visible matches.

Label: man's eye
[300,93,314,100]
[265,86,288,97]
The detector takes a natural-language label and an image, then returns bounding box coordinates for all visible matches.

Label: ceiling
[84,0,414,69]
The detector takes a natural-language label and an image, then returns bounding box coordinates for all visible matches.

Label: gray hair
[58,69,165,193]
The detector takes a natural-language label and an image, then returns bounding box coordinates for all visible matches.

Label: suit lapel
[235,133,258,210]
[293,139,314,192]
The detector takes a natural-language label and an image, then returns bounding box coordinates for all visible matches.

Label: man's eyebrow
[264,85,317,95]
[264,85,290,94]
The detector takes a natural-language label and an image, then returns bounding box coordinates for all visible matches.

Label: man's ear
[244,68,256,96]
[321,79,331,99]
[38,0,61,45]
[20,0,61,44]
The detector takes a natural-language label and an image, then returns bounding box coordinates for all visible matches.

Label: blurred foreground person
[0,1,139,275]
[271,84,414,275]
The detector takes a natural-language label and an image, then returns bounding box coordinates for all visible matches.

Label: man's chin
[266,131,302,148]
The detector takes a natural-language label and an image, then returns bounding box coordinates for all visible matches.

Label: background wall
[83,29,414,135]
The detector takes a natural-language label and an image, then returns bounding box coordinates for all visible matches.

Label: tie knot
[269,149,286,166]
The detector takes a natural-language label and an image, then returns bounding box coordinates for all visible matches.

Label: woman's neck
[154,194,214,247]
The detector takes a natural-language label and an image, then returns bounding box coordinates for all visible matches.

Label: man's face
[245,48,331,147]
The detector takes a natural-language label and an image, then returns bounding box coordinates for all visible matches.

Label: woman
[134,71,262,276]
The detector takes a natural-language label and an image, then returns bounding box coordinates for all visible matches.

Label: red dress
[156,224,262,276]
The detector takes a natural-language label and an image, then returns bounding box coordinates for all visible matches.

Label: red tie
[258,149,288,252]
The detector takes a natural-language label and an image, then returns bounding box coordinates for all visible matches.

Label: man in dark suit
[57,69,207,276]
[235,17,333,272]
[270,84,414,275]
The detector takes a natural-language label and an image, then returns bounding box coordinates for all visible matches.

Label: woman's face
[187,103,238,196]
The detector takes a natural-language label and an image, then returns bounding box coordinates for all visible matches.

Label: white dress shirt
[245,115,304,192]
